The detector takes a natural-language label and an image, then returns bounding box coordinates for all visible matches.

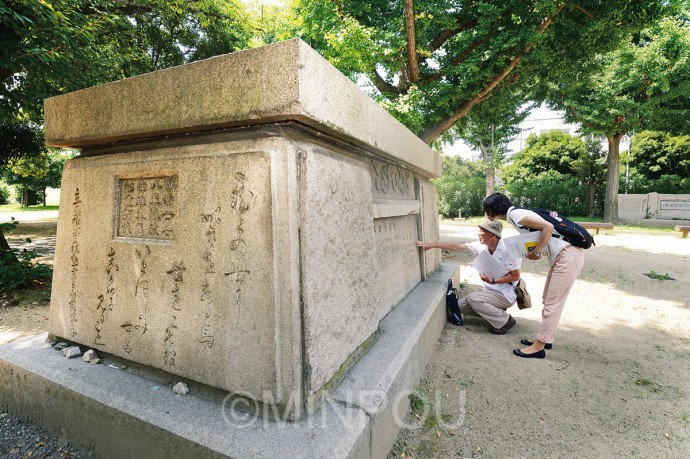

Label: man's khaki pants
[459,290,513,329]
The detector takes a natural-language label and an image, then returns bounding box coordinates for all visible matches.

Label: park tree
[501,131,605,216]
[622,131,690,194]
[290,0,666,144]
[571,138,607,217]
[0,121,45,255]
[4,150,69,207]
[543,16,690,222]
[1,0,253,123]
[451,89,533,196]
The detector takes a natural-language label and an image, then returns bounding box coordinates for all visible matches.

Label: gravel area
[0,412,92,458]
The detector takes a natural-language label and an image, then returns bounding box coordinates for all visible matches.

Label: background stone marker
[45,38,442,420]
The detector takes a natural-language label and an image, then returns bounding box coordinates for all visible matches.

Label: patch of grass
[0,204,59,212]
[619,417,642,430]
[413,437,444,458]
[3,220,58,239]
[409,387,432,418]
[645,270,674,281]
[456,279,470,296]
[635,377,660,391]
[634,377,682,397]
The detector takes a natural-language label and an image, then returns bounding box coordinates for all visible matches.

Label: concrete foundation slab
[0,264,459,459]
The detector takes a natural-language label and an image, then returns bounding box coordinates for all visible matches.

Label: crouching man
[416,220,520,334]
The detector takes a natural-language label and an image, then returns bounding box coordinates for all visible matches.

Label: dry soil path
[390,221,690,458]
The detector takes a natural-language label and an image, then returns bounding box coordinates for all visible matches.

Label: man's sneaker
[490,315,516,335]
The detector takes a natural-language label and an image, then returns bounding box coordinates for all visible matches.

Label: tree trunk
[603,133,623,223]
[588,183,596,217]
[479,135,495,197]
[403,0,419,83]
[0,231,17,265]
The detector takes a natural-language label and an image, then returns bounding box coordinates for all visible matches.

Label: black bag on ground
[509,207,595,249]
[446,279,463,325]
[514,278,532,310]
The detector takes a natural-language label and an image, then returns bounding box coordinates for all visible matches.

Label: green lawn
[0,204,59,212]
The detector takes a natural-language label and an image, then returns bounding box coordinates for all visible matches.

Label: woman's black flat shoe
[520,339,553,350]
[513,348,546,359]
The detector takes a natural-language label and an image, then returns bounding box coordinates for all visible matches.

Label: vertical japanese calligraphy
[199,208,221,348]
[68,188,82,338]
[165,261,185,366]
[224,172,254,326]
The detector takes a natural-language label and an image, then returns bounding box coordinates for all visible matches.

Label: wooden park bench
[576,222,614,235]
[675,225,690,238]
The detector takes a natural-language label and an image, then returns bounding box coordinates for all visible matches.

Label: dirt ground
[1,218,690,458]
[390,220,690,458]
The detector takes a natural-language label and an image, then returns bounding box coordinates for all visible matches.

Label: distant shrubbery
[434,157,486,218]
[437,129,689,218]
[0,183,11,205]
[0,247,53,292]
[504,172,600,217]
[622,131,690,194]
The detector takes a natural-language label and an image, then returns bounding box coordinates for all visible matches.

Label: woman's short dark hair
[483,192,512,217]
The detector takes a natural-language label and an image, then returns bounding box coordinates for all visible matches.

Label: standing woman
[482,192,585,359]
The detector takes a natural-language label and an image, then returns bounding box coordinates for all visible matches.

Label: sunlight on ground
[442,221,690,342]
[0,210,59,222]
[441,221,690,255]
[0,327,38,345]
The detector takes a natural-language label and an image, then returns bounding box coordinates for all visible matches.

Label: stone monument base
[0,264,458,459]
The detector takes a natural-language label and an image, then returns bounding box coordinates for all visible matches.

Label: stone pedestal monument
[44,39,443,421]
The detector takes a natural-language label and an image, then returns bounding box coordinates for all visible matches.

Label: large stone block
[45,39,442,419]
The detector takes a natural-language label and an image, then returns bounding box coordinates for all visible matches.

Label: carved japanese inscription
[224,172,255,326]
[117,176,178,240]
[68,188,82,338]
[374,215,421,311]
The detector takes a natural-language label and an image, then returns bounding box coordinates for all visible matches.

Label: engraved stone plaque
[661,200,690,210]
[374,215,421,314]
[369,159,415,200]
[116,176,178,240]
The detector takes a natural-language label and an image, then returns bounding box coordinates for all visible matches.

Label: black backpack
[446,279,463,326]
[508,207,595,249]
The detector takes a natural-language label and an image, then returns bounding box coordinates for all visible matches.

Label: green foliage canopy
[501,131,606,216]
[0,121,44,166]
[291,0,666,143]
[629,131,690,179]
[542,14,690,221]
[502,131,586,181]
[1,0,253,122]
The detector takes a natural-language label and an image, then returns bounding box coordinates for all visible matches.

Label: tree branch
[420,10,510,85]
[427,18,478,53]
[334,0,345,20]
[419,5,565,143]
[372,68,399,94]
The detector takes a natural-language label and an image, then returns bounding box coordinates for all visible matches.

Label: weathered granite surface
[45,39,442,418]
[45,39,440,178]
